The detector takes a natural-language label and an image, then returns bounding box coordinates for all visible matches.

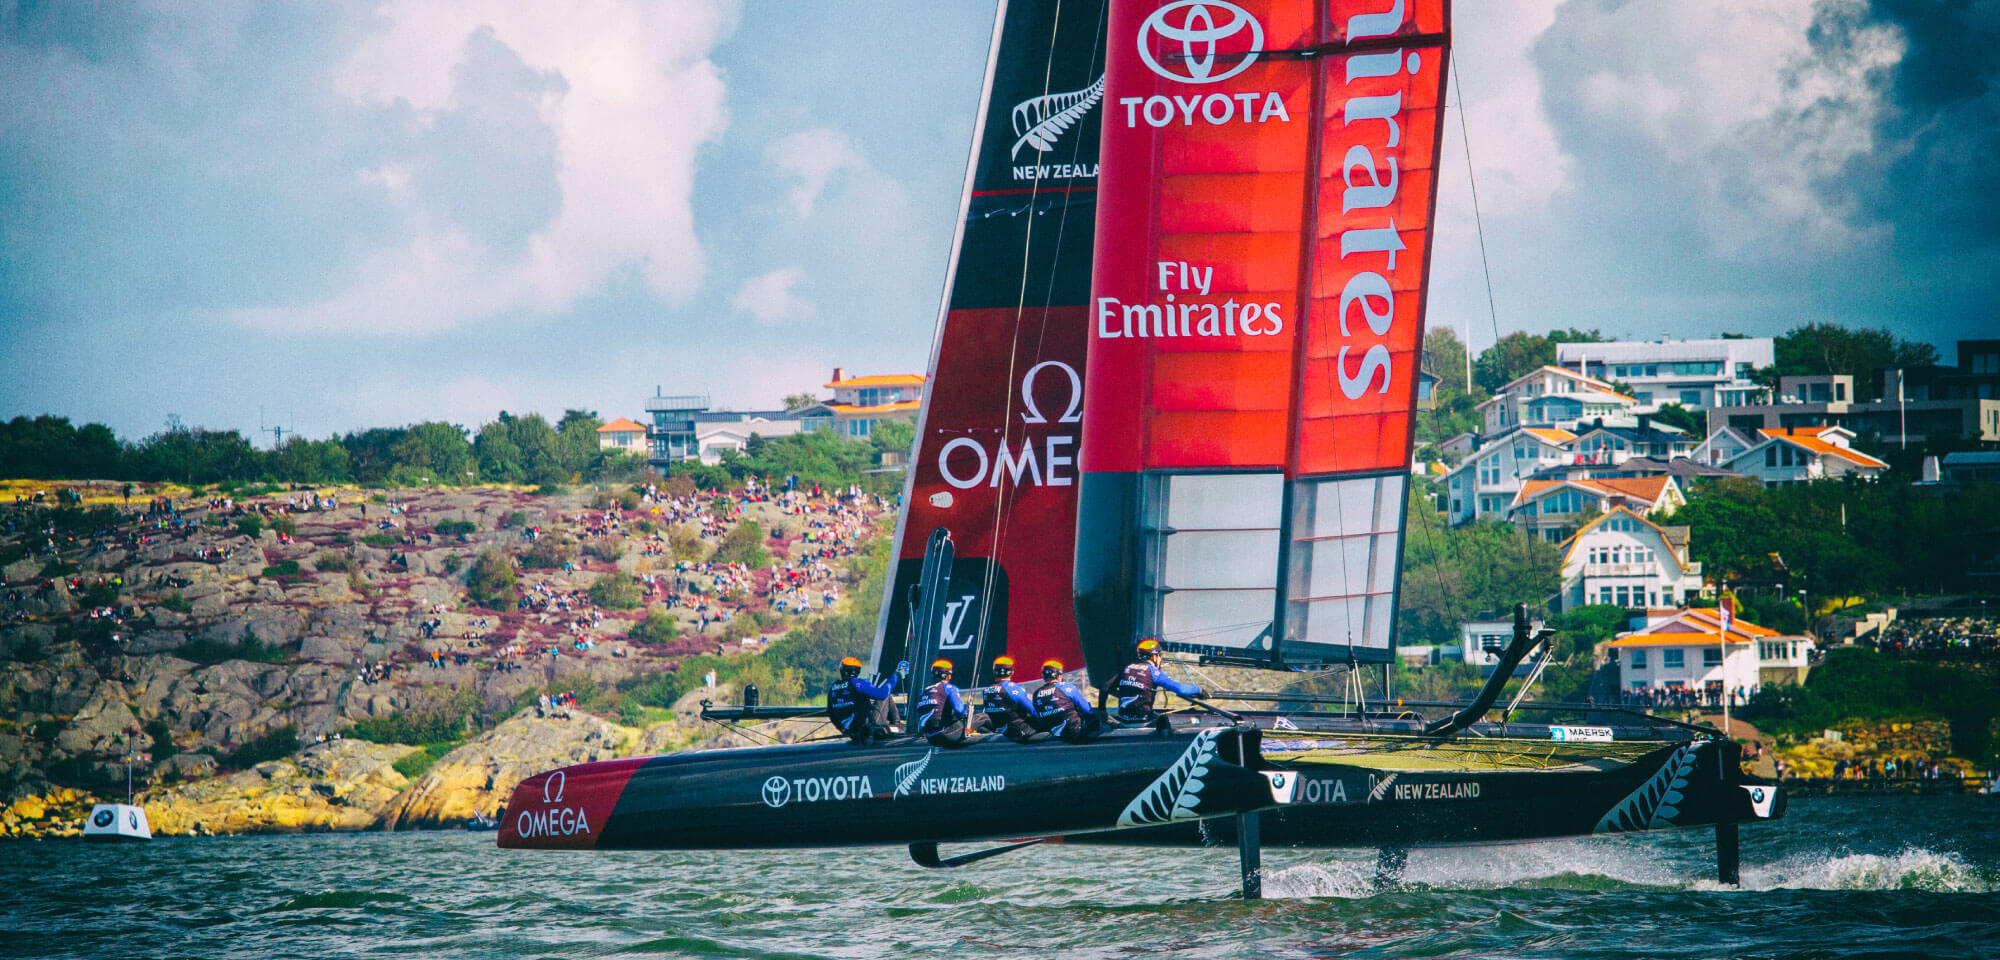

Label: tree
[1397,485,1562,647]
[1770,322,1939,402]
[869,419,915,459]
[782,393,818,412]
[589,573,641,610]
[391,421,474,484]
[1423,328,1470,395]
[474,420,525,484]
[1472,332,1556,394]
[1547,328,1606,345]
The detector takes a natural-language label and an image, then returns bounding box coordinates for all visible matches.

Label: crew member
[915,659,983,747]
[1111,638,1204,723]
[826,656,907,744]
[979,655,1037,742]
[1031,660,1101,743]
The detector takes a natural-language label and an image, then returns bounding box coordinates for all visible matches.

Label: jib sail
[873,0,1110,685]
[1075,0,1450,683]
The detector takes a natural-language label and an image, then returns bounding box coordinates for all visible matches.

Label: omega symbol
[542,770,566,804]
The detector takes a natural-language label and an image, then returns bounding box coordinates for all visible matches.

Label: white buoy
[81,803,151,843]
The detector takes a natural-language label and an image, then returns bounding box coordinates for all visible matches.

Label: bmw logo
[1271,775,1286,787]
[761,776,791,809]
[93,810,113,828]
[129,811,140,829]
[1752,788,1765,803]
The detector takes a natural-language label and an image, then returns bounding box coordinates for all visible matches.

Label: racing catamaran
[500,0,1783,896]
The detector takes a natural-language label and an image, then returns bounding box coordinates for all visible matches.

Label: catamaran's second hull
[1085,728,1783,848]
[497,725,1282,851]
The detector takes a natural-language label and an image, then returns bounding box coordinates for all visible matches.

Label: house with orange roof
[796,367,925,439]
[1441,425,1580,524]
[1508,474,1685,542]
[1556,507,1704,611]
[1477,366,1637,438]
[1600,607,1812,697]
[596,417,647,452]
[1724,426,1888,486]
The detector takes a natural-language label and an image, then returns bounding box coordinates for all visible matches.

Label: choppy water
[4,796,1998,959]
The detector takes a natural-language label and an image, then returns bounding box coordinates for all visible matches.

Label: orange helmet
[840,656,863,668]
[993,655,1015,667]
[1041,659,1064,681]
[930,658,954,671]
[992,655,1015,678]
[1137,638,1161,654]
[839,655,863,680]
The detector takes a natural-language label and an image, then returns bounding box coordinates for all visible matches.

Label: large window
[1662,649,1685,669]
[1631,650,1647,668]
[1703,648,1723,667]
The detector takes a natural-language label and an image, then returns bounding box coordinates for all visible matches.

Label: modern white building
[1558,337,1774,412]
[694,417,805,465]
[1459,616,1547,676]
[1724,426,1889,486]
[1556,507,1704,611]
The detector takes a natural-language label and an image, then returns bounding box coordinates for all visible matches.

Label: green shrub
[78,579,120,606]
[442,555,464,575]
[501,511,530,529]
[313,552,354,573]
[709,520,770,567]
[627,609,680,645]
[347,688,480,745]
[330,532,351,544]
[589,574,641,610]
[178,628,288,665]
[521,538,574,570]
[235,517,264,539]
[39,561,78,578]
[225,724,298,769]
[465,548,517,609]
[392,744,451,779]
[145,718,178,760]
[535,483,567,496]
[271,516,296,537]
[435,519,477,537]
[261,560,302,578]
[583,538,625,564]
[360,531,401,547]
[158,592,193,613]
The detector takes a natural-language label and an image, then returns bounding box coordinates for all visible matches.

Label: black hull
[1085,734,1784,848]
[498,726,1279,851]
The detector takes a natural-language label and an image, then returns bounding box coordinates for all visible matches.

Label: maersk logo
[1138,1,1263,84]
[1009,75,1103,180]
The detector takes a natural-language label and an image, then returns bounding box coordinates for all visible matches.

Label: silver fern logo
[1116,728,1221,827]
[893,749,937,799]
[1010,75,1105,159]
[1594,744,1703,834]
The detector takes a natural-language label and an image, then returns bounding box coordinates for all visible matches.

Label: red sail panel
[1079,0,1449,666]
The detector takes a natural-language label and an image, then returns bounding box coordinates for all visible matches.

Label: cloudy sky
[2,0,1993,443]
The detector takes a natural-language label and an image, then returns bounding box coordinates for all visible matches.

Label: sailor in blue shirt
[1031,659,1102,743]
[826,656,906,744]
[916,659,983,747]
[979,655,1038,742]
[1111,638,1204,723]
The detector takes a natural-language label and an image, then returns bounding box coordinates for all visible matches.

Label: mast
[1077,0,1452,685]
[871,0,1111,684]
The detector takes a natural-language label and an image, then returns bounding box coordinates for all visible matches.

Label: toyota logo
[762,776,791,809]
[1138,1,1264,85]
[542,770,566,804]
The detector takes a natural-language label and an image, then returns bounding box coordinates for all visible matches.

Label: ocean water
[4,796,1997,959]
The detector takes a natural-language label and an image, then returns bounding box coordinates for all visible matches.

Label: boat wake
[1261,842,1997,898]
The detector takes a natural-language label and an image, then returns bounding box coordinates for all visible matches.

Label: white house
[1690,426,1757,467]
[1509,475,1685,542]
[1557,337,1774,412]
[1442,427,1576,524]
[1459,616,1547,676]
[1724,426,1889,486]
[1568,418,1696,464]
[1556,508,1704,611]
[596,417,647,452]
[797,369,924,439]
[1601,608,1769,698]
[1477,366,1637,438]
[694,417,805,465]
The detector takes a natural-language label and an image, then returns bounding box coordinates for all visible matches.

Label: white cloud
[731,267,814,324]
[224,0,736,335]
[765,127,866,218]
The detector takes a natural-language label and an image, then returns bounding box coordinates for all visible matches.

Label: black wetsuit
[1032,679,1101,743]
[826,673,900,744]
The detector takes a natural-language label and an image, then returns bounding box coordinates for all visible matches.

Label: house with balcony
[1724,426,1889,486]
[1568,416,1697,464]
[1556,507,1704,611]
[1477,367,1638,438]
[1441,426,1577,524]
[1690,425,1758,467]
[1508,474,1684,542]
[1709,369,2000,447]
[796,368,924,439]
[1558,337,1773,412]
[1601,607,1810,697]
[595,417,647,453]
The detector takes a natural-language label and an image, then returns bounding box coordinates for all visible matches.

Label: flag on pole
[1720,596,1735,636]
